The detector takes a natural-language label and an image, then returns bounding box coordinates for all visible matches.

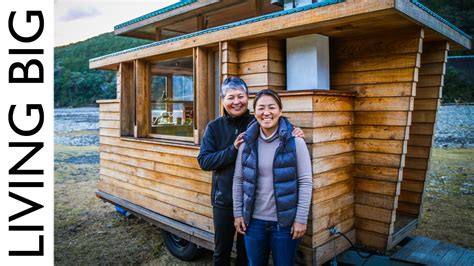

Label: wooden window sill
[119,136,200,149]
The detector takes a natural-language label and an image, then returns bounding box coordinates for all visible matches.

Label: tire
[161,229,199,261]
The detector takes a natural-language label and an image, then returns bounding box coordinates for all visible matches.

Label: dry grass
[412,148,474,249]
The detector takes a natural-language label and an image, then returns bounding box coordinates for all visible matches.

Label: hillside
[54,33,151,107]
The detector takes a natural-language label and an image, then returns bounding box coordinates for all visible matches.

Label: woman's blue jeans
[244,218,299,266]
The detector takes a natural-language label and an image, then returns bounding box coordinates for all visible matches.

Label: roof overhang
[395,0,471,50]
[114,0,247,40]
[91,0,471,70]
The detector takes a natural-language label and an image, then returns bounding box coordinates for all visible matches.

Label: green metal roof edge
[115,0,197,30]
[411,0,472,40]
[91,0,344,63]
[93,0,472,65]
[448,55,474,59]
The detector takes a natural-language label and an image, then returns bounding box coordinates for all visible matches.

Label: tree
[54,32,151,107]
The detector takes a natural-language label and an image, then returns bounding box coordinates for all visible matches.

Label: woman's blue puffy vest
[241,116,298,227]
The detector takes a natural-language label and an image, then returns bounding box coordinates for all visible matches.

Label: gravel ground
[434,105,474,148]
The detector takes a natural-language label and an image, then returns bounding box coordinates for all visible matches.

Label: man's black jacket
[197,111,254,209]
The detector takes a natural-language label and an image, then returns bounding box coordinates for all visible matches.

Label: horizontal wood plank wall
[97,101,214,232]
[98,92,355,264]
[399,41,448,217]
[221,40,238,82]
[249,92,355,265]
[238,38,286,93]
[331,27,424,251]
[221,38,285,93]
[308,95,355,252]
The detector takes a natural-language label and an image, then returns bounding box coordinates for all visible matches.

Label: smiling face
[254,95,282,136]
[222,88,249,118]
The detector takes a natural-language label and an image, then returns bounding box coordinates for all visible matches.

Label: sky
[54,0,179,47]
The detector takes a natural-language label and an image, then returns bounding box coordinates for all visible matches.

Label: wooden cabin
[90,0,471,264]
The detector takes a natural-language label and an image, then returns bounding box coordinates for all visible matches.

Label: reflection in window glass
[150,57,193,138]
[173,75,193,101]
[151,75,166,102]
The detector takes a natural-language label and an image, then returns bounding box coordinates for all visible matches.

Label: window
[149,56,194,140]
[120,48,211,144]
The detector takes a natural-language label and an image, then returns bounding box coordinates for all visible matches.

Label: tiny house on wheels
[90,0,471,265]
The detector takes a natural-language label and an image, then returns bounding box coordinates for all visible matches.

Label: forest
[54,33,151,107]
[54,0,474,107]
[418,0,474,103]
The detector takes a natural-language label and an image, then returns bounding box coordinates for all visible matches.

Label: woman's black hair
[253,89,283,111]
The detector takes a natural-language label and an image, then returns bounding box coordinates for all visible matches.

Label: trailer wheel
[161,230,199,261]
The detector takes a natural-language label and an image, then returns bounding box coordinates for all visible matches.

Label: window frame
[119,47,214,146]
[147,55,195,142]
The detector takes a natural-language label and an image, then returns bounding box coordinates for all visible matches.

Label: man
[197,77,304,265]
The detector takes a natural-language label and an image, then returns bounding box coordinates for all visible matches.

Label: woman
[198,77,254,265]
[198,78,304,266]
[233,89,312,266]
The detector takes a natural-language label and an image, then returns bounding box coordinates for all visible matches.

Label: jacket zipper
[272,142,282,229]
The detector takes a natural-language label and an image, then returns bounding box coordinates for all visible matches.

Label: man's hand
[234,217,246,234]
[291,222,306,239]
[234,132,245,149]
[291,127,305,138]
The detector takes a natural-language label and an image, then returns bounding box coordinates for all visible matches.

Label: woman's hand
[291,222,306,239]
[234,217,246,234]
[234,133,245,149]
[291,127,305,138]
